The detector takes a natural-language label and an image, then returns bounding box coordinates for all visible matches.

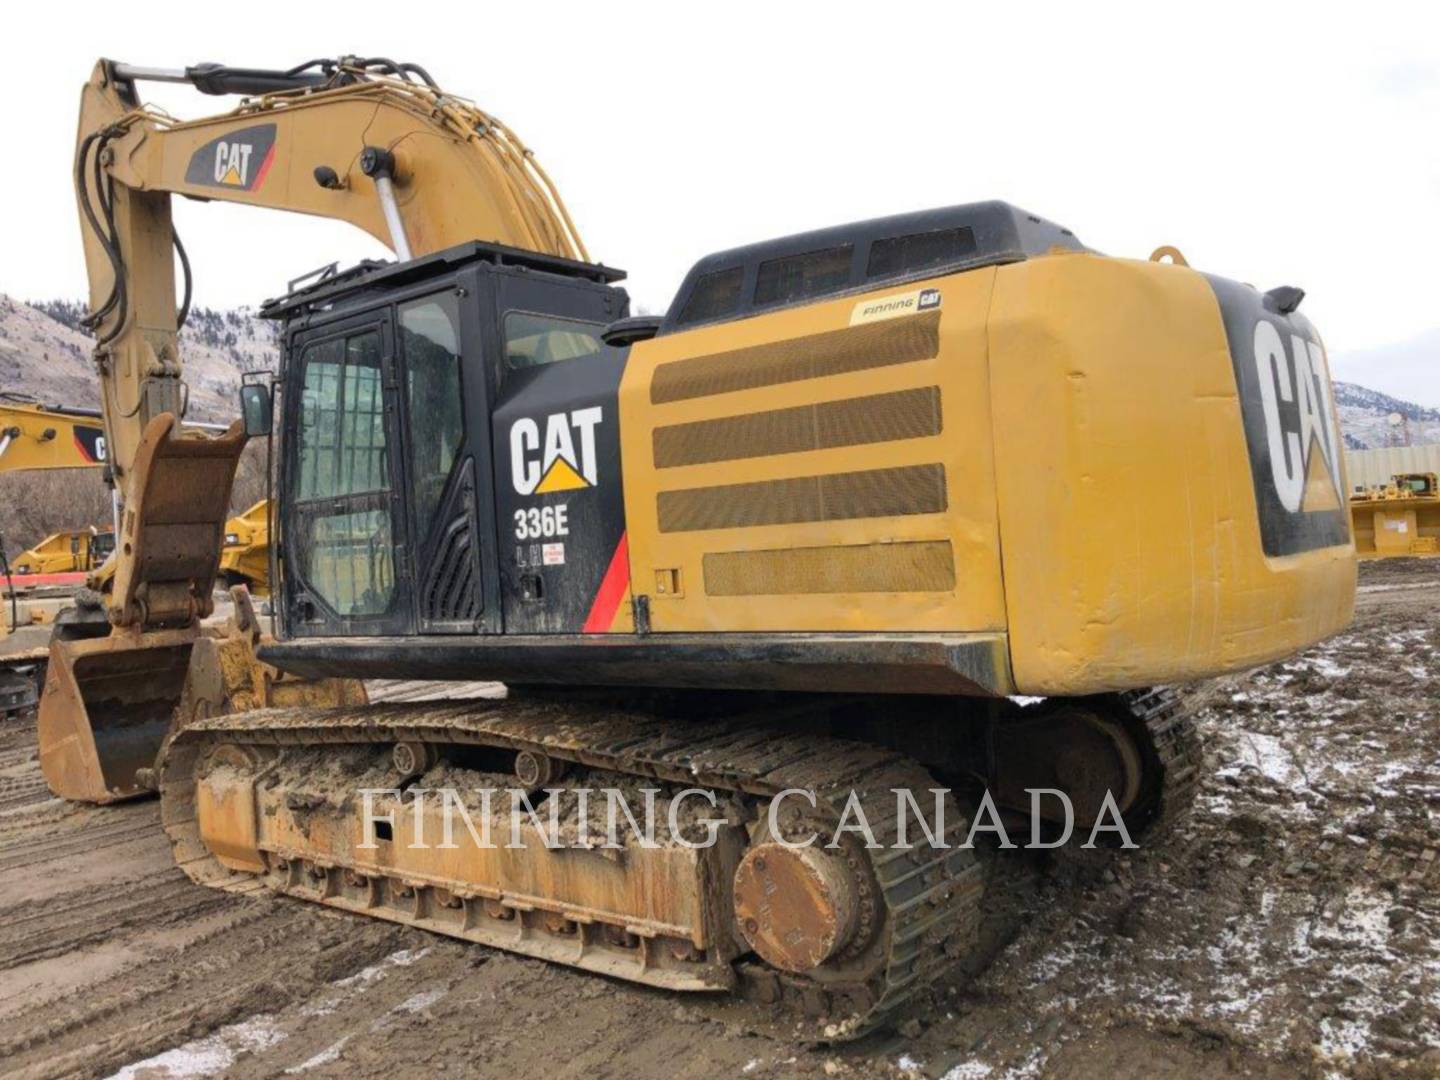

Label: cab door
[394,286,500,633]
[282,313,414,637]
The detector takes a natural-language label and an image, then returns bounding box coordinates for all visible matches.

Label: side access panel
[490,272,632,634]
[618,269,1008,635]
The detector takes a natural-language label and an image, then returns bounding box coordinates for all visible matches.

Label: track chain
[160,685,1198,1038]
[164,698,986,1037]
[1118,685,1203,836]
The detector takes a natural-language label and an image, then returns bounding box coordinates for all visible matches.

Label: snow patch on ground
[108,1017,286,1080]
[108,948,432,1079]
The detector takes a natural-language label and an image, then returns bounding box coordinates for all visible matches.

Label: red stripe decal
[72,432,95,464]
[6,571,87,589]
[250,144,277,191]
[581,532,630,634]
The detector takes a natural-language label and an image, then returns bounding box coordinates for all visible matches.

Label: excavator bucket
[35,413,246,803]
[38,628,198,803]
[38,593,369,804]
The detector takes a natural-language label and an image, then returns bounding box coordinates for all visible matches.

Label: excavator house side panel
[988,255,1356,694]
[619,267,1008,636]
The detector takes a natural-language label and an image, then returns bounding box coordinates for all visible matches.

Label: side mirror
[240,384,272,437]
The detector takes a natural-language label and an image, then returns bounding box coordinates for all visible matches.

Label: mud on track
[0,567,1436,1079]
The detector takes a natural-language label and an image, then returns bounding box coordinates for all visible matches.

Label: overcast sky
[3,2,1437,403]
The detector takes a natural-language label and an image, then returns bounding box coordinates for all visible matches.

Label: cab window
[293,329,395,617]
[504,312,605,371]
[400,294,465,543]
[296,332,389,500]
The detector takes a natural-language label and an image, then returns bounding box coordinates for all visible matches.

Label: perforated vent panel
[653,387,942,469]
[419,459,483,627]
[650,310,941,405]
[657,463,946,533]
[704,541,955,596]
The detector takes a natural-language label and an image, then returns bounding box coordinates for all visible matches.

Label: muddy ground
[0,561,1435,1079]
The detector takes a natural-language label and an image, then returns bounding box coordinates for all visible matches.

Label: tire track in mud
[0,813,161,872]
[0,877,229,971]
[0,775,50,811]
[0,696,431,1080]
[2,896,415,1080]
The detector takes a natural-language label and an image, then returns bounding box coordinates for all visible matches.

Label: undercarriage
[158,686,1198,1039]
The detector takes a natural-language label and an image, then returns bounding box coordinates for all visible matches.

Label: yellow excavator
[44,56,1355,1036]
[218,499,269,595]
[0,397,111,579]
[0,398,113,712]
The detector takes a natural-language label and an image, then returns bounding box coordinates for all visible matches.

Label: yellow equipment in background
[0,398,110,713]
[0,398,108,472]
[218,500,269,595]
[1350,473,1440,558]
[12,528,115,576]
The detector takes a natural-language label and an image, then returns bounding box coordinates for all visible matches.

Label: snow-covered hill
[1332,380,1440,450]
[2,295,277,423]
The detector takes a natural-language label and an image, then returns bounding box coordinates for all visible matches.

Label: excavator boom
[46,57,578,801]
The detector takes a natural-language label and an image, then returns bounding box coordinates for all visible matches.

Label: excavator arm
[75,56,586,628]
[44,57,585,801]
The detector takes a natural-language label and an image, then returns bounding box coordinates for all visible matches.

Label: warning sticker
[542,542,566,566]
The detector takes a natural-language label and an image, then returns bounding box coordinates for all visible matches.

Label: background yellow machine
[0,398,110,712]
[43,56,1356,1038]
[1350,473,1439,557]
[12,528,114,576]
[218,499,269,595]
[0,398,108,473]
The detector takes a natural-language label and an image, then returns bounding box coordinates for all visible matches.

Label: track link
[157,686,1198,1039]
[160,698,985,1038]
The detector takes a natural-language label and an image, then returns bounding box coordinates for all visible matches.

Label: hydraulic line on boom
[43,56,588,801]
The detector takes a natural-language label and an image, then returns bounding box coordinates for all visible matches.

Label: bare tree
[0,469,113,556]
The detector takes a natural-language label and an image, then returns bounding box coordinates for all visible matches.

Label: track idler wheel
[733,843,861,973]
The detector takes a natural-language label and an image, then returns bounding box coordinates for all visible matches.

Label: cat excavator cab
[47,56,1356,1036]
